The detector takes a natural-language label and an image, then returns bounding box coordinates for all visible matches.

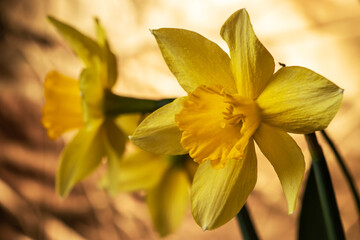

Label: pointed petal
[114,113,142,136]
[147,167,190,236]
[151,28,236,93]
[103,119,127,159]
[191,140,257,230]
[94,18,118,88]
[79,67,104,121]
[220,9,274,99]
[42,71,84,139]
[103,150,170,193]
[254,123,305,213]
[257,66,343,134]
[48,16,102,68]
[94,17,106,47]
[57,121,105,197]
[102,119,127,196]
[130,97,187,155]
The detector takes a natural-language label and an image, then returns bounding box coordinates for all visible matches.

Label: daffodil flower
[42,17,133,197]
[102,150,197,236]
[131,9,343,230]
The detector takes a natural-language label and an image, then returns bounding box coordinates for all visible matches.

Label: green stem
[305,133,345,240]
[105,90,174,115]
[236,204,259,240]
[320,130,360,215]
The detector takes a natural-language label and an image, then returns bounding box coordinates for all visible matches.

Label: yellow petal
[147,166,190,236]
[94,17,107,47]
[104,149,170,193]
[220,9,274,99]
[191,140,257,230]
[114,113,142,136]
[48,16,102,68]
[257,66,343,134]
[79,67,104,122]
[42,71,84,139]
[254,123,305,213]
[94,18,118,88]
[130,97,187,155]
[102,119,127,196]
[151,28,236,93]
[49,17,112,94]
[176,85,260,168]
[57,120,105,197]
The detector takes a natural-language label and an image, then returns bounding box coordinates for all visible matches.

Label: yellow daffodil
[42,17,133,197]
[130,9,343,230]
[102,150,197,236]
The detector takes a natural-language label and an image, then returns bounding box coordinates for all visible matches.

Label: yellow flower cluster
[43,8,343,235]
[42,17,196,236]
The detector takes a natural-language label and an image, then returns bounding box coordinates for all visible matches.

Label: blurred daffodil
[102,149,197,236]
[131,9,343,230]
[42,17,137,197]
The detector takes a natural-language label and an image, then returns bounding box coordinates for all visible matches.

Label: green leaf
[304,133,345,240]
[298,166,327,240]
[236,204,259,240]
[321,130,360,216]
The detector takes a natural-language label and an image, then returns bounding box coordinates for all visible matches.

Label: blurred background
[0,0,359,239]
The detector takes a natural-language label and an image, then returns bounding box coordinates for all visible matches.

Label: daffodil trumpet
[131,8,343,230]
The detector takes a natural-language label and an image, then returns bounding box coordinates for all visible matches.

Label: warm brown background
[0,0,359,239]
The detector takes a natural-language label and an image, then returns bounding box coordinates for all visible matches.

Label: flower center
[175,85,261,169]
[221,104,245,128]
[222,93,261,153]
